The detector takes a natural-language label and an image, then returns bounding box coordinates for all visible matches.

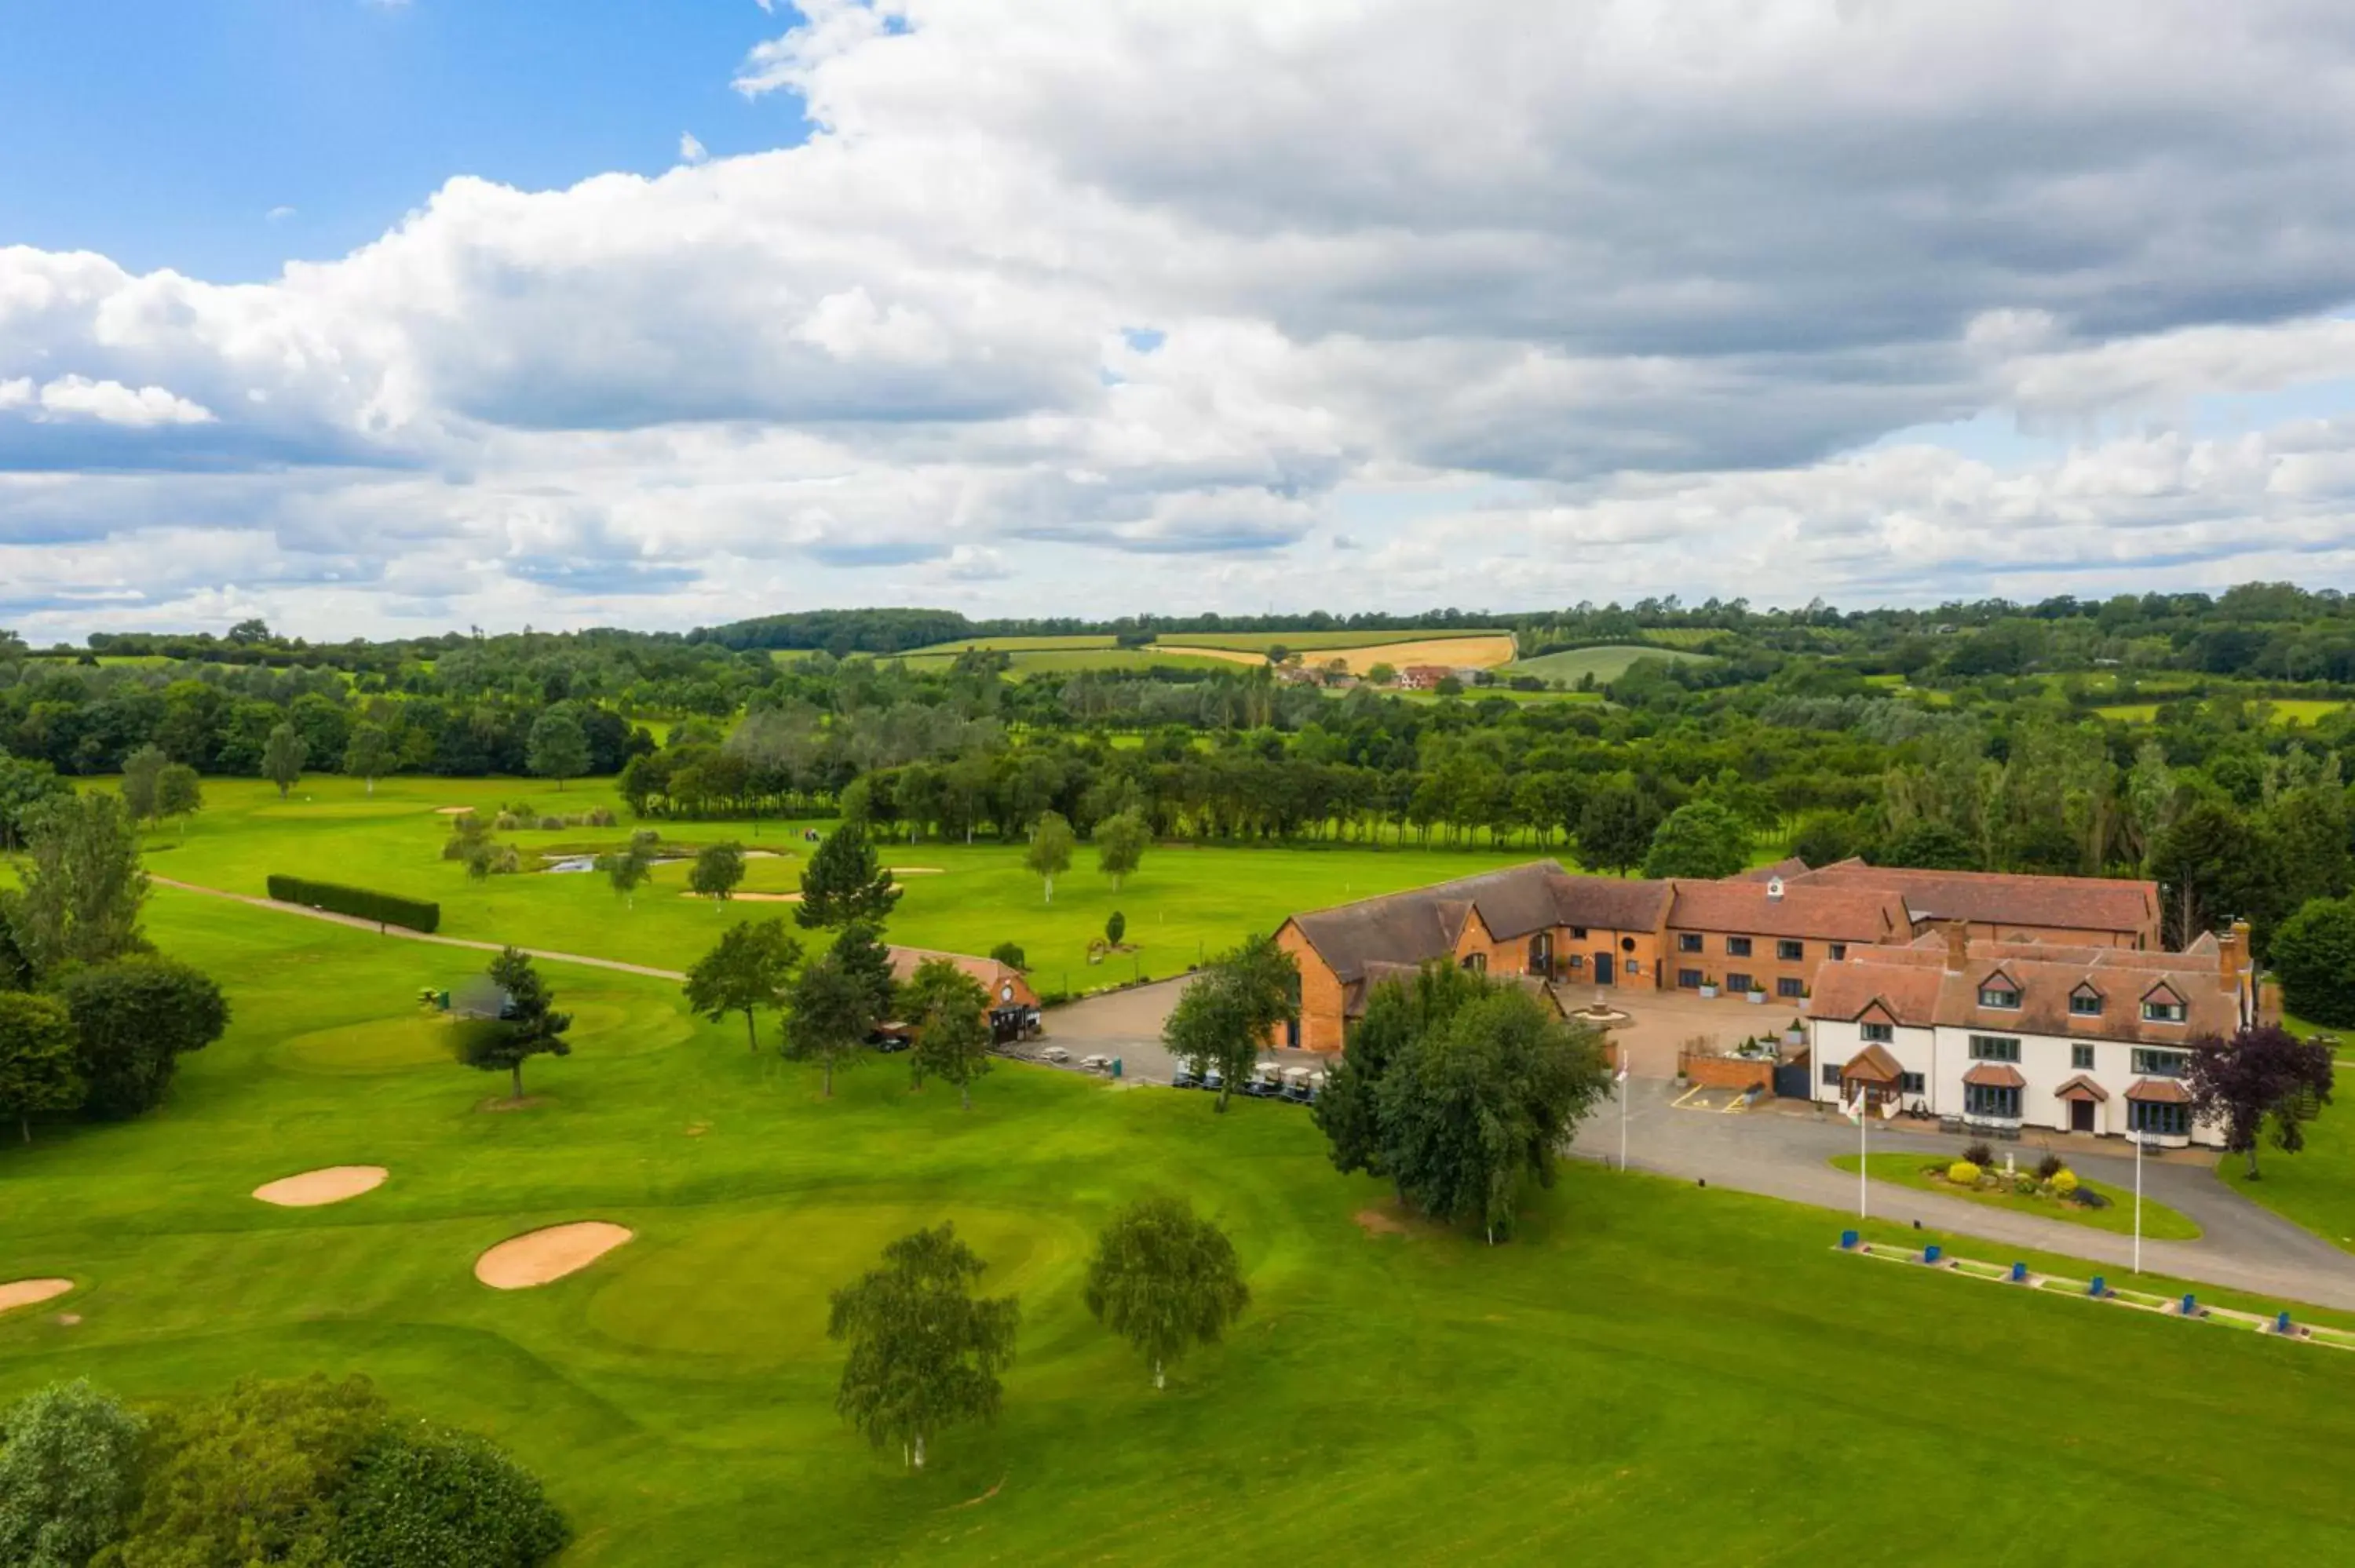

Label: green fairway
[1831,1154,2201,1240]
[9,891,2355,1564]
[1503,644,1714,684]
[2219,1104,2355,1252]
[125,777,1539,994]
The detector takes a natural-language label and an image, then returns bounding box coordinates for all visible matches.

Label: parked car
[1039,1046,1071,1063]
[1202,1067,1225,1092]
[1170,1062,1201,1088]
[868,1028,912,1054]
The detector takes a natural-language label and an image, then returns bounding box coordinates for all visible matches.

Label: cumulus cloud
[9,0,2355,637]
[678,133,709,166]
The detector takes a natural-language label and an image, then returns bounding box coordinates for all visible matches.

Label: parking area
[1576,984,1807,1078]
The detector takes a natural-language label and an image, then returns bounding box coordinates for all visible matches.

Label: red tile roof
[1808,936,2245,1046]
[1666,879,1908,943]
[2127,1078,2192,1104]
[1962,1063,2027,1089]
[1787,859,2159,938]
[889,946,1037,1009]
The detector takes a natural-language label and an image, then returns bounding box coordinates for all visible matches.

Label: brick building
[1272,859,2165,1056]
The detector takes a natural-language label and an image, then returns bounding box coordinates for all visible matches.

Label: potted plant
[1698,975,1719,1000]
[1783,1016,1806,1047]
[1746,983,1769,1005]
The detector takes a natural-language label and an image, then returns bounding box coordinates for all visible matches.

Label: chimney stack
[1943,919,1970,974]
[2218,924,2243,994]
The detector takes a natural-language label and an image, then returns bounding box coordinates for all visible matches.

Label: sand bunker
[434,805,476,815]
[886,866,947,874]
[680,890,801,902]
[254,1165,388,1208]
[475,1222,634,1289]
[0,1278,75,1315]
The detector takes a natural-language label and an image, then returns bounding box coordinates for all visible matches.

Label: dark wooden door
[1594,953,1613,985]
[2070,1099,2095,1133]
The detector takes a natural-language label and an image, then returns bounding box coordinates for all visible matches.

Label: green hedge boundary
[266,875,441,934]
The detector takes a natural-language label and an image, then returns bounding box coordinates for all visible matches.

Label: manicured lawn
[2221,1105,2355,1252]
[9,893,2355,1563]
[1503,644,1714,684]
[124,777,1541,992]
[1831,1154,2201,1240]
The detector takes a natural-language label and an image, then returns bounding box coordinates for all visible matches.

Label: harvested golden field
[1156,633,1519,675]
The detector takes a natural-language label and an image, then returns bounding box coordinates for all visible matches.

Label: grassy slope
[133,777,1539,990]
[2221,1103,2355,1250]
[1504,645,1713,683]
[1831,1153,2201,1240]
[9,893,2355,1564]
[1157,629,1507,653]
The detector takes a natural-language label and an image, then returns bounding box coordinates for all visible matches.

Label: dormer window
[1978,983,2020,1009]
[2141,998,2185,1023]
[2069,986,2104,1018]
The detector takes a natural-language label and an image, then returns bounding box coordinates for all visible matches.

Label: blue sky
[6,2,2355,641]
[0,0,806,282]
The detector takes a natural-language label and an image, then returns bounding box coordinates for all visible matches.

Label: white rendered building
[1803,923,2261,1150]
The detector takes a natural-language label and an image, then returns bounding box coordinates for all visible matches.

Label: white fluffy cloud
[9,0,2355,637]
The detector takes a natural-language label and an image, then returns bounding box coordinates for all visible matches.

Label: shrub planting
[1946,1161,1982,1184]
[2035,1152,2066,1181]
[1962,1140,1995,1167]
[266,876,441,933]
[2052,1169,2079,1195]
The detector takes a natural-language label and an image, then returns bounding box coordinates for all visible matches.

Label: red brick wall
[1279,922,1349,1054]
[1677,1052,1774,1092]
[1663,928,1826,1008]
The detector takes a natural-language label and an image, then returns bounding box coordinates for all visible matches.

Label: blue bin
[2276,1311,2294,1334]
[2010,1262,2027,1282]
[2182,1293,2198,1317]
[1922,1245,1942,1265]
[1839,1230,1859,1250]
[2090,1275,2106,1296]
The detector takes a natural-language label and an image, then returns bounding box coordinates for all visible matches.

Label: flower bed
[1828,1153,2201,1240]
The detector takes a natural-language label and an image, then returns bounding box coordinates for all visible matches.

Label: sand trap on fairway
[0,1279,75,1315]
[681,890,800,902]
[475,1223,634,1289]
[433,805,476,815]
[254,1165,388,1207]
[886,866,946,874]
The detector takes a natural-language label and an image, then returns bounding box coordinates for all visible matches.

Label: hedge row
[266,875,441,934]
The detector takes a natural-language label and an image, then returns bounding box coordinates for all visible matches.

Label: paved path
[1572,1080,2355,1310]
[152,877,690,982]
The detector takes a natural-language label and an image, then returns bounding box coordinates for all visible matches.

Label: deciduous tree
[0,1380,145,1568]
[1082,1194,1250,1389]
[794,821,900,929]
[1094,808,1150,890]
[1163,935,1298,1112]
[55,956,227,1119]
[595,830,659,909]
[785,954,876,1098]
[903,957,992,1107]
[119,742,168,824]
[527,706,591,790]
[684,917,803,1052]
[2184,1023,2335,1180]
[828,1223,1020,1470]
[343,722,397,796]
[2,793,150,982]
[1375,983,1612,1242]
[1575,784,1659,877]
[1026,810,1075,903]
[0,991,82,1143]
[2269,896,2355,1028]
[262,720,309,799]
[156,762,203,826]
[689,841,746,902]
[1641,798,1750,880]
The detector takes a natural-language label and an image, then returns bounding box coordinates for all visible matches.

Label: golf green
[6,888,2355,1563]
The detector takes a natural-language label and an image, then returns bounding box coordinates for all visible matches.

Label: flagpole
[1616,1050,1630,1172]
[1860,1089,1868,1220]
[2134,1125,2144,1276]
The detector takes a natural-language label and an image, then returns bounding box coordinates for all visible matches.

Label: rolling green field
[1154,629,1508,653]
[9,889,2355,1563]
[899,636,1122,655]
[2093,696,2346,726]
[1502,644,1714,684]
[126,777,1538,992]
[885,647,1244,676]
[1831,1154,2201,1239]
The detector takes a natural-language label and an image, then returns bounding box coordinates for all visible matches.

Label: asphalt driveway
[1571,1079,2355,1311]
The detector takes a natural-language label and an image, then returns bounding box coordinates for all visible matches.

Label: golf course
[5,783,2355,1563]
